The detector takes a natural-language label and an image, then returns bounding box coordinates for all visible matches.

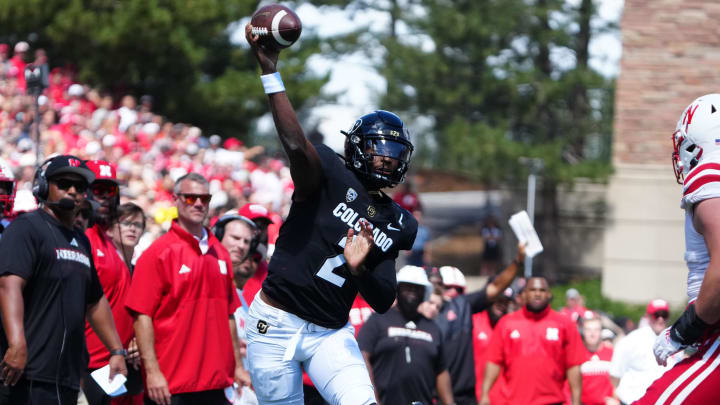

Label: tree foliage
[308,0,616,276]
[0,0,329,138]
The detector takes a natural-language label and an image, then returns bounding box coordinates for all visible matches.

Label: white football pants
[246,292,376,405]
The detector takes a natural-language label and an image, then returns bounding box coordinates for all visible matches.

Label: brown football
[250,4,302,50]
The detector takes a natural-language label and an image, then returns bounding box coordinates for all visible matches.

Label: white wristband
[261,72,285,94]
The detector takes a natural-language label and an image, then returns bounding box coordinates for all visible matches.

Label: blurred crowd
[0,41,292,260]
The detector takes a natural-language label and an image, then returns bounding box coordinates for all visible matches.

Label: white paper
[90,364,127,397]
[508,210,544,258]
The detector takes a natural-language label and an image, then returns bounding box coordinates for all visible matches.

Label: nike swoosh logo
[387,223,400,231]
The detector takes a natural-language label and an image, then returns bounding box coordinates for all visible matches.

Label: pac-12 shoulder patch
[346,188,357,202]
[257,320,269,334]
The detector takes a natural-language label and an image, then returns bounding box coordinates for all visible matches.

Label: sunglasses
[177,193,212,205]
[52,178,88,193]
[651,311,669,319]
[119,220,145,230]
[91,183,119,198]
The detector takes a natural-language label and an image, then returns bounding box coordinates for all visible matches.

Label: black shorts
[0,377,78,405]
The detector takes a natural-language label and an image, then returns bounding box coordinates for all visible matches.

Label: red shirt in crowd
[125,221,240,394]
[472,310,509,404]
[84,225,134,369]
[486,305,584,405]
[564,343,614,405]
[242,259,267,305]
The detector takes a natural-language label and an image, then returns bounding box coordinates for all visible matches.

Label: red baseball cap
[84,160,119,185]
[223,137,243,149]
[238,203,274,224]
[646,299,670,315]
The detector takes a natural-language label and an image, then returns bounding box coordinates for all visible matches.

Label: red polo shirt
[472,311,508,404]
[125,221,240,394]
[564,344,614,405]
[486,306,584,405]
[85,225,134,369]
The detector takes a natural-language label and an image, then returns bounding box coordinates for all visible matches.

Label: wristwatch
[110,348,128,357]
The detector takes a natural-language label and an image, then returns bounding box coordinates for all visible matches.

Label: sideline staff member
[0,155,127,405]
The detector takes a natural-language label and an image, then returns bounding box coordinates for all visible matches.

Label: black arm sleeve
[353,258,397,314]
[467,287,490,314]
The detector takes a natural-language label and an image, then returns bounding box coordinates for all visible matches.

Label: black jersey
[263,144,417,328]
[0,209,104,390]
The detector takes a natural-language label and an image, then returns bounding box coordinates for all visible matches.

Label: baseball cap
[239,203,274,224]
[397,265,433,302]
[223,137,243,149]
[0,44,8,54]
[14,41,29,53]
[646,299,670,315]
[439,266,466,289]
[84,160,118,184]
[566,288,580,299]
[44,155,95,184]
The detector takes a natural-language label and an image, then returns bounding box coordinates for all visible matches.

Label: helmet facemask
[342,111,414,189]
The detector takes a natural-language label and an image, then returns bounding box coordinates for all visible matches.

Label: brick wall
[614,0,720,165]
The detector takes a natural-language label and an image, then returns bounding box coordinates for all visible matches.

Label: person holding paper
[0,156,127,405]
[433,243,525,405]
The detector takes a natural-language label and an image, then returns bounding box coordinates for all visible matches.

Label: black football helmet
[342,110,414,189]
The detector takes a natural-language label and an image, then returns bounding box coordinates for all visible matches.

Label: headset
[32,157,56,202]
[212,213,260,261]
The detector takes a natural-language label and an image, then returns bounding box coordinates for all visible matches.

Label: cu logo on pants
[257,320,269,334]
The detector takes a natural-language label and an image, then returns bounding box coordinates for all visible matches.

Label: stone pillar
[602,0,720,307]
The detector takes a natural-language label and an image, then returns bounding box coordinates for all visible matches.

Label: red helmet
[0,160,16,218]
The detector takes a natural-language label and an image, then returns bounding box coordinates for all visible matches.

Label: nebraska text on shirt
[387,326,433,342]
[55,248,90,268]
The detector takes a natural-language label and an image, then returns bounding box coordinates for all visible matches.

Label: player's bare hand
[127,337,141,370]
[1,343,26,386]
[245,23,279,74]
[146,369,172,405]
[479,395,491,405]
[344,219,374,275]
[108,352,128,381]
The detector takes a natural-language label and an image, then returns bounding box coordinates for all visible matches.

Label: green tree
[0,0,329,138]
[308,0,616,276]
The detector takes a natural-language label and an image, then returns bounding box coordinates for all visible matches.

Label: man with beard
[81,160,140,405]
[481,277,584,405]
[0,155,126,404]
[358,265,454,405]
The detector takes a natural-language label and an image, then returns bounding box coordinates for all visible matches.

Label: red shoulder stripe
[684,163,720,186]
[684,174,720,196]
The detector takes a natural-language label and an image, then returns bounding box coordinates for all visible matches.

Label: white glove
[653,326,684,366]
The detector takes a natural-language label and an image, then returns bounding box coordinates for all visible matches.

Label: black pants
[0,378,78,405]
[83,364,144,405]
[143,389,229,405]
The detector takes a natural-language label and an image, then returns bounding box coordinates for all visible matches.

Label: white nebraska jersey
[681,158,720,301]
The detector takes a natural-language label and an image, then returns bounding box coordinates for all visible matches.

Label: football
[250,4,302,51]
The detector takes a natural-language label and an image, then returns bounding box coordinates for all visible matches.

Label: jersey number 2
[316,237,348,287]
